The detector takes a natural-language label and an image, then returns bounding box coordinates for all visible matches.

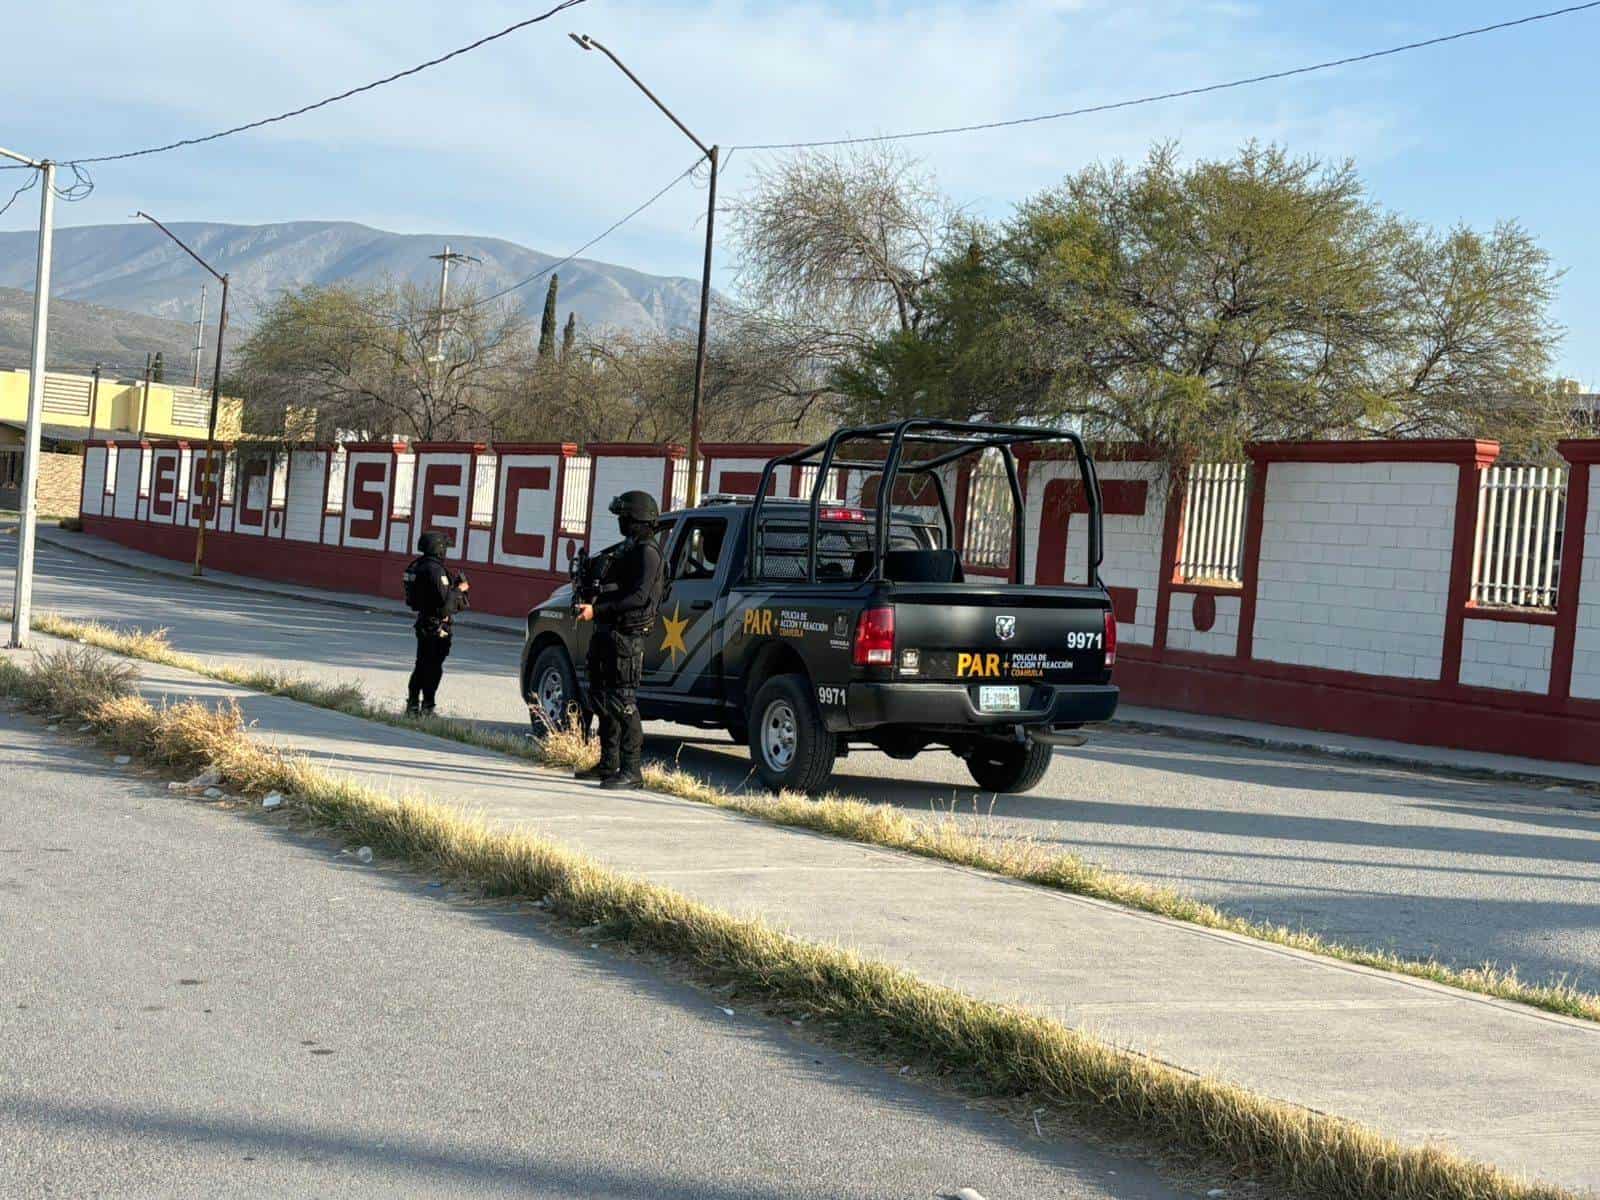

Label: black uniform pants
[409,625,452,707]
[586,626,644,772]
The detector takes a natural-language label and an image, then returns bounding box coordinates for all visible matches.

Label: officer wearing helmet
[403,530,470,716]
[574,490,664,788]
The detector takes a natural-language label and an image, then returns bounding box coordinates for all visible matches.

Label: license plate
[978,685,1021,713]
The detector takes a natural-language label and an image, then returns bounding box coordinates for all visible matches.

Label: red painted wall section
[236,458,269,533]
[344,461,386,543]
[418,463,463,537]
[499,465,552,562]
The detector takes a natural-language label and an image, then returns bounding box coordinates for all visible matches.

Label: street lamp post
[3,147,56,651]
[571,33,716,505]
[134,213,229,577]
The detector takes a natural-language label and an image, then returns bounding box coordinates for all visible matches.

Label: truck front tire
[965,739,1054,794]
[748,674,836,794]
[527,644,582,736]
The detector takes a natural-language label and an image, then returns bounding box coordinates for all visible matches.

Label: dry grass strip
[0,644,1579,1200]
[11,606,1600,1027]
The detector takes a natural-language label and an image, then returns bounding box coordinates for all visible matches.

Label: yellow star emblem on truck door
[659,603,689,665]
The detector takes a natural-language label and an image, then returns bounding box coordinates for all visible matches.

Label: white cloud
[7,0,1404,282]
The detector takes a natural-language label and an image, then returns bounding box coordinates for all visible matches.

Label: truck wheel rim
[761,699,798,771]
[537,667,567,725]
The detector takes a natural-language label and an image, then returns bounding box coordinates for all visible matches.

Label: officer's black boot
[601,761,644,790]
[574,761,616,781]
[404,698,421,718]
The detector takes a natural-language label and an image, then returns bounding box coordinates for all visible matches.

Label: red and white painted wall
[78,433,1600,765]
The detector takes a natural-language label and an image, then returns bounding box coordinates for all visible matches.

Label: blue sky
[5,1,1600,378]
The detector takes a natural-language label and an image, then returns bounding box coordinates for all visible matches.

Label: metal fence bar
[1470,465,1566,609]
[561,455,591,533]
[1176,462,1248,585]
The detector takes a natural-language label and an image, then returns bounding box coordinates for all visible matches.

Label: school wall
[76,433,1600,765]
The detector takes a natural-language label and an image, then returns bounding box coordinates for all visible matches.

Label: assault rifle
[567,544,615,616]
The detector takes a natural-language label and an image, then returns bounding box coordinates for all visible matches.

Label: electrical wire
[59,0,588,166]
[732,1,1600,151]
[0,170,40,219]
[463,156,704,310]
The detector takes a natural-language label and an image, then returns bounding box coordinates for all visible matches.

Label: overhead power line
[466,157,704,310]
[58,0,588,166]
[732,1,1600,151]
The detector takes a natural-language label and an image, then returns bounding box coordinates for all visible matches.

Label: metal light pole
[134,213,229,577]
[191,282,207,388]
[3,149,55,650]
[571,33,716,505]
[87,364,101,442]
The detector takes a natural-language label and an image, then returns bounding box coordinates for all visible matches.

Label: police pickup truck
[521,419,1118,794]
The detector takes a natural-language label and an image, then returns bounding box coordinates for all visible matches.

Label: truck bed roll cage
[746,419,1105,586]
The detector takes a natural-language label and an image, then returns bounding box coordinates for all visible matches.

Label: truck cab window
[672,518,726,582]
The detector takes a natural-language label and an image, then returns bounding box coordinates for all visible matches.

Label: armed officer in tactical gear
[404,531,470,716]
[574,490,664,789]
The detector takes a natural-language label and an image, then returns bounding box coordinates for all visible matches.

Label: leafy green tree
[837,143,1565,461]
[538,274,559,361]
[562,311,577,360]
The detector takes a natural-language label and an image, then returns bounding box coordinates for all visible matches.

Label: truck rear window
[754,519,933,582]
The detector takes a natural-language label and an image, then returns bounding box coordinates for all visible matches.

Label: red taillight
[853,606,895,666]
[820,506,870,522]
[1103,607,1118,668]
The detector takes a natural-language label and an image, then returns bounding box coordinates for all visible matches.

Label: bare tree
[732,144,963,345]
[492,311,838,447]
[235,281,533,442]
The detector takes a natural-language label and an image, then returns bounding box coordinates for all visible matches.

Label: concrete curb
[33,527,524,638]
[1103,717,1600,792]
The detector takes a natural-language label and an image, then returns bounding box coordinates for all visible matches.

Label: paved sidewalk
[15,631,1597,1192]
[33,525,525,635]
[37,525,1600,787]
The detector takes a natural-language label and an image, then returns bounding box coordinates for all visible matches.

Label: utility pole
[191,282,207,388]
[570,34,716,505]
[87,364,101,442]
[3,147,54,650]
[138,352,152,438]
[135,213,229,578]
[429,245,481,361]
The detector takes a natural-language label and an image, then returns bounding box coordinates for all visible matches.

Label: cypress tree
[562,311,577,360]
[151,352,165,384]
[538,274,559,360]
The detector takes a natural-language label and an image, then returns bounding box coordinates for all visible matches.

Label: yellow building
[0,367,243,449]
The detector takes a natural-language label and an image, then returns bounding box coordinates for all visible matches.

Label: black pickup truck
[520,419,1118,794]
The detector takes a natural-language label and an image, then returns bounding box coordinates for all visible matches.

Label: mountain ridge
[0,219,707,338]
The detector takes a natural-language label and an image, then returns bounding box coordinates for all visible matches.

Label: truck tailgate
[888,584,1112,685]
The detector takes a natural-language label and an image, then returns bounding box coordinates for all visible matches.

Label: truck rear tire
[748,674,836,795]
[966,739,1054,794]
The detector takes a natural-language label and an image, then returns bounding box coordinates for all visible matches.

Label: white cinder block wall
[588,455,666,548]
[1025,460,1168,647]
[1460,619,1555,694]
[1570,465,1600,700]
[1167,592,1242,656]
[284,451,327,542]
[81,446,106,516]
[1253,461,1457,680]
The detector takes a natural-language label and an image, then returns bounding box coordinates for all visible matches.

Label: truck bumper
[843,682,1119,731]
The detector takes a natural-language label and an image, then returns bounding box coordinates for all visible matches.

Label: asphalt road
[7,539,1600,991]
[0,711,1185,1200]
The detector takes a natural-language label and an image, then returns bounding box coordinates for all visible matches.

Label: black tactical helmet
[417,530,450,557]
[609,490,659,527]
